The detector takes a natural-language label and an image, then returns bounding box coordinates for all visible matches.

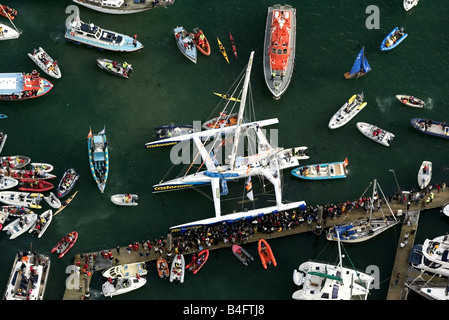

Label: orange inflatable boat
[258,239,277,269]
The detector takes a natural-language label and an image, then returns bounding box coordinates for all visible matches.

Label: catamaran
[326,179,400,243]
[151,51,309,231]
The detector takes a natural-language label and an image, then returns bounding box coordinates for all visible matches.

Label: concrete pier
[62,186,449,300]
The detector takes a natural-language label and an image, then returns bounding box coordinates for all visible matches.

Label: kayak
[213,92,240,102]
[217,37,229,64]
[229,32,237,59]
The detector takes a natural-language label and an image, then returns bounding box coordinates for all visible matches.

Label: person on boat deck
[107,63,113,70]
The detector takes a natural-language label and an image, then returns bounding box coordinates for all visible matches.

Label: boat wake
[425,97,433,110]
[375,96,394,112]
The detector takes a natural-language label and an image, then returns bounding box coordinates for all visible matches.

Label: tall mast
[229,51,255,170]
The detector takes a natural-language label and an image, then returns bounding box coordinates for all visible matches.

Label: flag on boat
[246,176,254,201]
[343,158,349,167]
[87,128,92,139]
[99,127,105,135]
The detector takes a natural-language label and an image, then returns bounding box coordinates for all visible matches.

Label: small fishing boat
[356,122,395,147]
[72,0,175,14]
[381,27,408,51]
[217,37,229,64]
[0,191,43,209]
[0,5,17,20]
[410,118,449,139]
[3,213,38,240]
[0,175,18,190]
[65,14,143,52]
[185,249,209,274]
[174,26,197,64]
[417,160,432,190]
[102,276,147,298]
[56,168,80,198]
[258,239,277,269]
[29,209,53,238]
[191,28,210,56]
[53,190,78,216]
[43,192,61,209]
[202,112,238,130]
[213,92,240,102]
[154,124,196,140]
[0,131,7,154]
[97,58,133,79]
[229,32,237,59]
[0,22,20,40]
[263,4,296,99]
[169,254,185,283]
[396,95,425,108]
[0,155,31,169]
[157,257,170,278]
[30,163,53,173]
[110,194,138,206]
[28,47,61,79]
[441,203,449,217]
[0,71,53,101]
[328,93,367,129]
[291,159,348,180]
[3,251,51,300]
[404,0,419,11]
[102,262,148,278]
[232,244,254,266]
[344,47,371,79]
[19,179,54,192]
[51,231,78,258]
[88,127,109,193]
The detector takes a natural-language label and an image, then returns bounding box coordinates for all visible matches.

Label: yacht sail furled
[344,47,371,79]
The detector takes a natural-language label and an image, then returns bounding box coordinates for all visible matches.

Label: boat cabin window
[272,48,276,54]
[277,49,282,54]
[283,49,287,54]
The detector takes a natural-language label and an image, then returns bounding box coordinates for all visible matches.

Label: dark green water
[0,0,448,302]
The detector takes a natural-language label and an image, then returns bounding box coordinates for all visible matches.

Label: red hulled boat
[263,4,296,100]
[0,70,53,101]
[19,179,54,192]
[51,231,78,259]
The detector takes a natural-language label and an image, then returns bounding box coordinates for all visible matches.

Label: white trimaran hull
[152,51,307,230]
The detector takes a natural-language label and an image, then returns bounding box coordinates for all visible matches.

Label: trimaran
[149,51,309,231]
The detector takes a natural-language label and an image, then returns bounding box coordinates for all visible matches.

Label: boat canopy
[94,152,105,162]
[0,73,22,95]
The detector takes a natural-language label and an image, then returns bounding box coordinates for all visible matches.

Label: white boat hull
[356,122,395,147]
[3,213,38,239]
[417,161,432,189]
[329,93,367,129]
[102,276,146,297]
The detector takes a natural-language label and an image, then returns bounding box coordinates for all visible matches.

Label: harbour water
[0,0,448,302]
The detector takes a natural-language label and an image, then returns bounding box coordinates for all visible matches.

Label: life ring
[70,31,75,36]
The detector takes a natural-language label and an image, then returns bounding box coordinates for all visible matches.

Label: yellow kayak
[213,92,240,102]
[217,37,229,64]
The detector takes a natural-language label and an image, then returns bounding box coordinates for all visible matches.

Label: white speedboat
[3,213,38,239]
[356,122,395,147]
[174,26,197,64]
[328,93,367,129]
[43,192,61,209]
[0,175,18,190]
[30,162,54,173]
[0,22,20,40]
[72,0,174,14]
[396,94,425,108]
[292,235,374,300]
[409,243,449,278]
[110,194,138,206]
[3,251,51,300]
[102,276,146,297]
[0,191,43,209]
[169,254,185,283]
[417,160,432,189]
[29,209,53,238]
[28,48,61,79]
[403,0,419,11]
[102,262,148,278]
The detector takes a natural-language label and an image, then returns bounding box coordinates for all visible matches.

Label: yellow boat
[217,37,229,64]
[213,92,240,102]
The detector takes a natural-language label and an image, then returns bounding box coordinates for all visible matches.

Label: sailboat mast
[229,51,255,170]
[368,179,377,221]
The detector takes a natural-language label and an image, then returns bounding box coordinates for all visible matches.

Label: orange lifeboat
[258,239,277,269]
